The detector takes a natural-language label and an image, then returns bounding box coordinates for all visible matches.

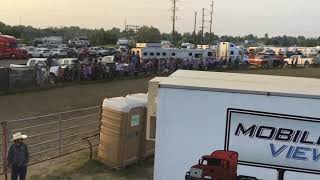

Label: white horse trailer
[132,47,213,60]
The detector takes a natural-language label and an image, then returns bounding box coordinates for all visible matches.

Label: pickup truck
[10,58,61,80]
[249,54,284,68]
[57,58,79,69]
[249,55,269,67]
[284,55,314,68]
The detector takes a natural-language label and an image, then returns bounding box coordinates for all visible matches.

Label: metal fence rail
[0,106,101,179]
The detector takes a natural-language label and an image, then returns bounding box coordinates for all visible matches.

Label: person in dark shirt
[7,132,29,180]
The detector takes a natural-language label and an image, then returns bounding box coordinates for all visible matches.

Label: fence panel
[0,106,101,177]
[0,68,10,90]
[9,67,36,89]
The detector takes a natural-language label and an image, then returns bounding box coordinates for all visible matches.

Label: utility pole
[193,11,197,44]
[209,1,214,48]
[124,18,127,32]
[171,0,177,46]
[201,8,205,48]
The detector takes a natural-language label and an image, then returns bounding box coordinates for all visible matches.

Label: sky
[0,0,319,37]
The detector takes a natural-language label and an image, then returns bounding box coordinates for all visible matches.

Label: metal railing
[0,106,101,179]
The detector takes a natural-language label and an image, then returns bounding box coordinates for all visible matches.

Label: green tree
[136,26,161,43]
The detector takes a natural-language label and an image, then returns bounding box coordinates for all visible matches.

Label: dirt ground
[0,77,152,121]
[1,67,320,179]
[2,67,320,121]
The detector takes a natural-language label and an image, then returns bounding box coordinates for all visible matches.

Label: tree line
[1,22,320,47]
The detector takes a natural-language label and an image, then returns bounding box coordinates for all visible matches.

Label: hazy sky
[0,0,319,37]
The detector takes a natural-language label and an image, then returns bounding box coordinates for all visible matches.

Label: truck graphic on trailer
[185,150,258,180]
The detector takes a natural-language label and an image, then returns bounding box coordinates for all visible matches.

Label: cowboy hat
[12,132,27,141]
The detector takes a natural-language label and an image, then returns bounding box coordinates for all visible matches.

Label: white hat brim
[12,134,28,141]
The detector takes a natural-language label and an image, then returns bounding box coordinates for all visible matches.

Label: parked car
[50,48,67,57]
[79,47,96,57]
[104,47,117,55]
[90,47,109,56]
[314,54,320,65]
[249,55,269,67]
[285,51,294,58]
[10,58,61,82]
[64,48,79,57]
[28,48,51,58]
[284,55,314,68]
[57,58,80,69]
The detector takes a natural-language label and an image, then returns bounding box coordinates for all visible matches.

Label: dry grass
[29,151,154,180]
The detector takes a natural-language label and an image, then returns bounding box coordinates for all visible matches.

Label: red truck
[185,150,258,180]
[0,35,28,59]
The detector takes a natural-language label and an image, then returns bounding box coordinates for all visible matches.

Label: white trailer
[216,42,243,61]
[154,70,320,180]
[132,47,213,60]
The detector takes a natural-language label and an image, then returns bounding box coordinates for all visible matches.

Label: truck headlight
[190,167,202,178]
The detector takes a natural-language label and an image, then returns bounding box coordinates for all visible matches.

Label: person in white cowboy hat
[7,132,29,180]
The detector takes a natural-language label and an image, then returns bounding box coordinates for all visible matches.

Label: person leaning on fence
[7,132,29,180]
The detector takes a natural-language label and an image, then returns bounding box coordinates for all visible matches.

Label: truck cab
[0,35,28,59]
[185,151,257,180]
